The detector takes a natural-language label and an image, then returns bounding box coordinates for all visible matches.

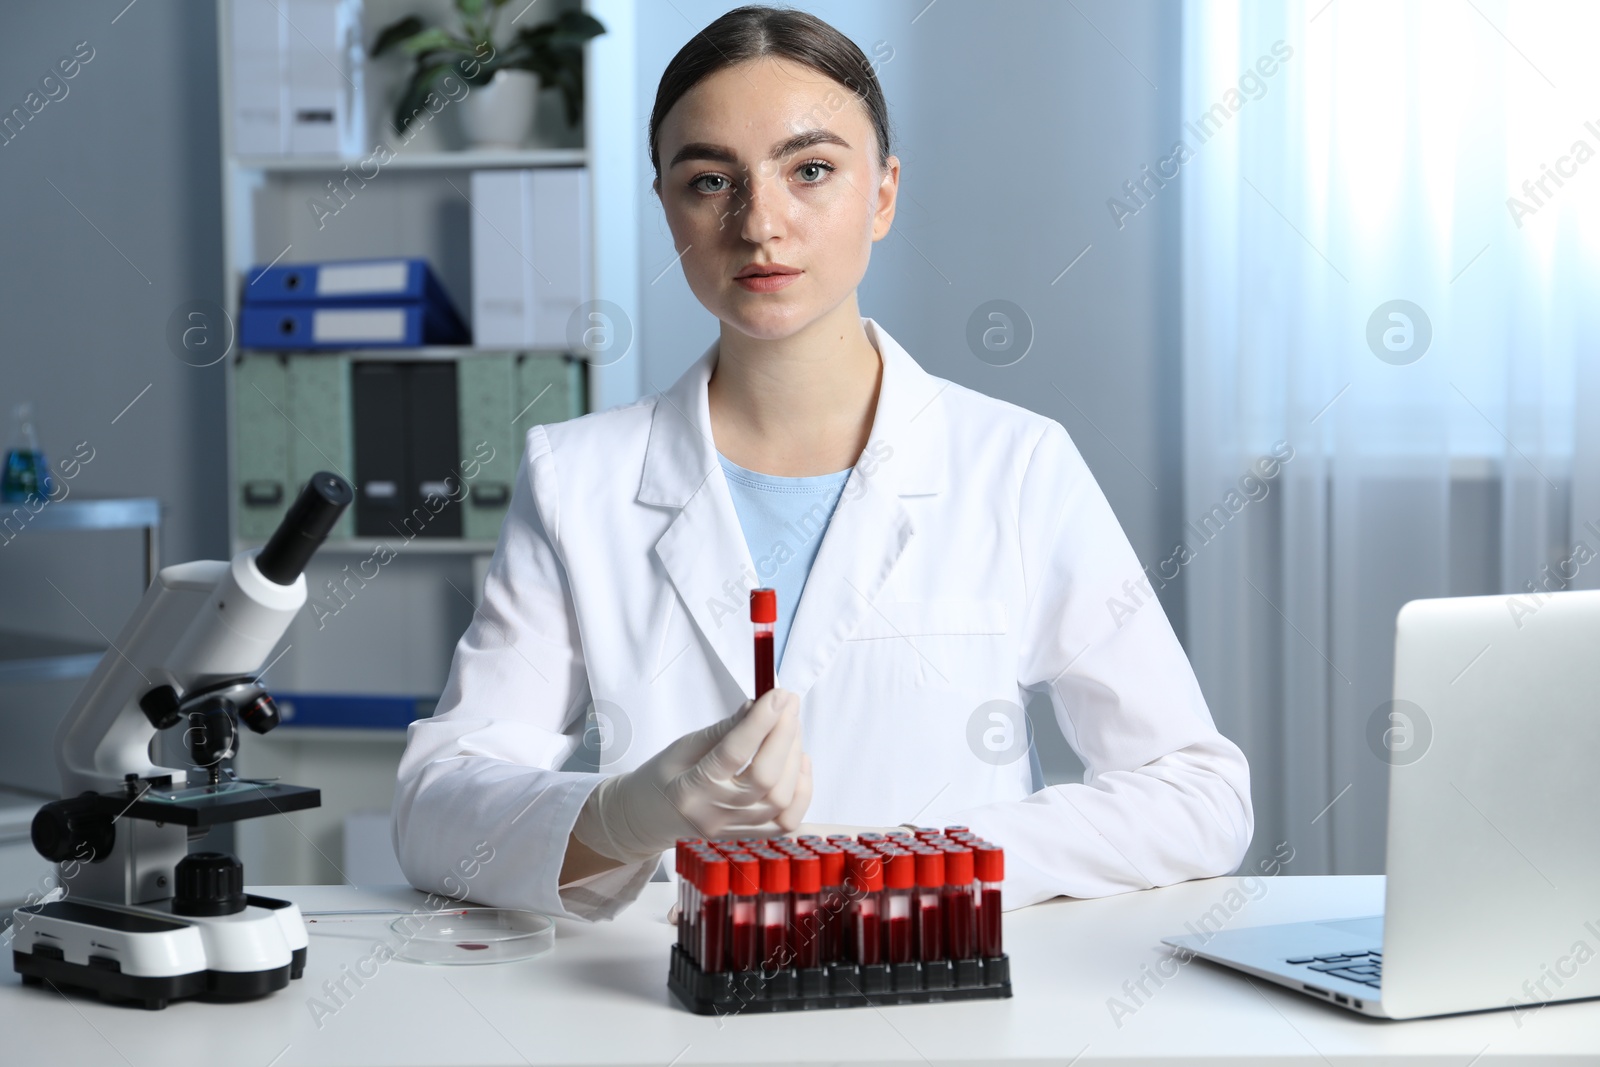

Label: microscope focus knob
[239,692,281,734]
[31,794,115,864]
[172,851,247,916]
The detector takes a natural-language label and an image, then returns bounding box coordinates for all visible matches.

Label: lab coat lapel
[778,318,948,696]
[638,318,949,700]
[641,338,760,697]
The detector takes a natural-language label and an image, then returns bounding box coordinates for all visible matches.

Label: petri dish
[389,908,554,965]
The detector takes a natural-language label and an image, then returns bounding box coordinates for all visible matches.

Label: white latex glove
[573,688,812,866]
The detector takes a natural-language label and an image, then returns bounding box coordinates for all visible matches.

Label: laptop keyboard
[1285,949,1382,988]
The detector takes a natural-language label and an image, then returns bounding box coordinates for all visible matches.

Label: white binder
[228,0,365,158]
[470,168,591,348]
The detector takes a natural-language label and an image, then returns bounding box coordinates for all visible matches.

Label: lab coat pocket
[844,598,1009,690]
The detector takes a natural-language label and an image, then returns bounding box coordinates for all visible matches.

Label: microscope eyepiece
[254,471,352,586]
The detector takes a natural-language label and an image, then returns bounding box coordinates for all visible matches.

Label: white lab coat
[392,317,1253,921]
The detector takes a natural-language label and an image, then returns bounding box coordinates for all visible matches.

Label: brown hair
[648,5,893,186]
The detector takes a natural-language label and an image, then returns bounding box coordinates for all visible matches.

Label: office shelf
[233,147,587,173]
[233,537,498,556]
[235,345,571,363]
[0,495,161,684]
[0,630,105,684]
[13,498,161,533]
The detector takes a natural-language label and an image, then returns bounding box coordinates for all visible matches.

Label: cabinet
[0,497,161,905]
[213,0,639,883]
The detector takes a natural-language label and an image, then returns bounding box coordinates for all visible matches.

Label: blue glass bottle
[2,402,54,502]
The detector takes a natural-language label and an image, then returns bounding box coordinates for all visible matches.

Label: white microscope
[10,472,352,1009]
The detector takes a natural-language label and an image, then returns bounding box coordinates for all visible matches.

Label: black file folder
[352,361,463,540]
[404,362,462,538]
[352,362,410,538]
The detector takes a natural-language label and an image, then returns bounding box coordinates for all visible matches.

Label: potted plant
[372,0,605,148]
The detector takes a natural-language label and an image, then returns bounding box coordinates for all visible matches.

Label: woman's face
[653,56,898,341]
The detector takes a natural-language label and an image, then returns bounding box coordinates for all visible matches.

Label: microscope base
[11,895,308,1010]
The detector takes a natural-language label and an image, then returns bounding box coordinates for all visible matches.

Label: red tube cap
[750,588,777,623]
[846,851,884,893]
[701,854,729,896]
[943,846,974,886]
[915,849,945,889]
[813,846,845,888]
[730,853,761,896]
[760,852,791,894]
[975,844,1005,881]
[791,853,821,894]
[884,849,916,890]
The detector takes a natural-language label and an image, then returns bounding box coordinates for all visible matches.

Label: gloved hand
[572,687,812,866]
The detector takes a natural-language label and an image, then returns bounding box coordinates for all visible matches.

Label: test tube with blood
[882,849,916,965]
[728,852,761,971]
[698,853,729,972]
[751,588,776,697]
[840,846,873,962]
[942,845,977,961]
[813,846,846,963]
[683,848,704,956]
[975,843,1005,958]
[758,852,792,970]
[943,825,971,836]
[675,841,690,951]
[846,852,884,967]
[915,848,945,962]
[789,852,822,968]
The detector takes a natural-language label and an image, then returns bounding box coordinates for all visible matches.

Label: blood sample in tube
[760,852,792,970]
[915,848,945,961]
[750,588,776,698]
[882,850,916,965]
[729,852,761,971]
[846,852,884,967]
[814,846,846,964]
[790,852,822,968]
[976,844,1005,958]
[942,845,976,960]
[699,853,729,972]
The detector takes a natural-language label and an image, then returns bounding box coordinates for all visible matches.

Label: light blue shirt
[717,452,853,675]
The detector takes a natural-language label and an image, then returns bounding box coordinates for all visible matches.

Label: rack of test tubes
[668,827,1010,1014]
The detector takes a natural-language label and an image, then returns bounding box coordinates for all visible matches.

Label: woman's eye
[796,160,834,184]
[691,174,731,194]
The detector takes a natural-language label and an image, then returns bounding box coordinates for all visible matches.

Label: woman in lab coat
[392,6,1253,921]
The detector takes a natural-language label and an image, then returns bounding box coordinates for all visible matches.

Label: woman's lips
[735,271,801,293]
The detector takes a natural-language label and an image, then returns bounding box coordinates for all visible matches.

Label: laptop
[1161,589,1600,1019]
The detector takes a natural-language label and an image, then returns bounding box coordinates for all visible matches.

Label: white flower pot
[459,69,540,149]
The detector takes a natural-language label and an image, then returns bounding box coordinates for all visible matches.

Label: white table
[4,876,1596,1065]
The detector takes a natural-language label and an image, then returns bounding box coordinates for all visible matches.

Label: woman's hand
[572,687,813,866]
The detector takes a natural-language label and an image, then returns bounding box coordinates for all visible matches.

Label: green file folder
[286,355,354,540]
[456,354,519,542]
[233,355,291,542]
[455,353,586,542]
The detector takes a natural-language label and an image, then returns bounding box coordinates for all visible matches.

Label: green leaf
[390,63,453,137]
[371,15,423,57]
[400,28,467,56]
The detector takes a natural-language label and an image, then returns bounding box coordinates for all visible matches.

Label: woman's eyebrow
[669,128,851,168]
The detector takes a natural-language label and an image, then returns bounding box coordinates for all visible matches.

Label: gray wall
[633,1,1184,783]
[0,1,1186,796]
[0,2,226,795]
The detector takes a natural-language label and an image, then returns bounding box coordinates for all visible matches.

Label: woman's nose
[737,167,786,244]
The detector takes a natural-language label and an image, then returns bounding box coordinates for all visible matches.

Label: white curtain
[1179,0,1600,875]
